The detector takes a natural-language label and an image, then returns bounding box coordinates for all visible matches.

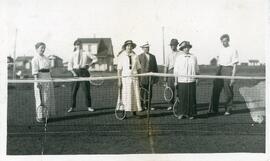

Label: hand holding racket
[172,77,181,118]
[163,82,173,102]
[115,85,126,120]
[140,87,149,110]
[140,87,149,102]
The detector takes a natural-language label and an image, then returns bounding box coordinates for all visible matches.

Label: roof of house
[248,59,259,62]
[48,55,63,60]
[15,56,33,61]
[75,38,114,58]
[7,56,14,63]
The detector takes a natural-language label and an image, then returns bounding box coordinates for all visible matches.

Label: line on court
[7,128,265,136]
[148,128,155,153]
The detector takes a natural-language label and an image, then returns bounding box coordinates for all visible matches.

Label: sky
[1,0,267,65]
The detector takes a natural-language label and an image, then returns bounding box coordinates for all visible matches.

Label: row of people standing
[32,40,98,123]
[116,40,159,118]
[162,34,238,119]
[31,33,238,122]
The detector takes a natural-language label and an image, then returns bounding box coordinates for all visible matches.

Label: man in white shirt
[208,34,239,116]
[164,39,181,110]
[67,40,98,113]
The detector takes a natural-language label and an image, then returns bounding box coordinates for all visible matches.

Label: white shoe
[88,107,95,112]
[67,107,74,113]
[224,111,231,116]
[167,106,172,110]
[150,107,155,111]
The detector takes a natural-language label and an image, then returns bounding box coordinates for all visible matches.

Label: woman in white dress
[117,40,142,118]
[32,42,56,123]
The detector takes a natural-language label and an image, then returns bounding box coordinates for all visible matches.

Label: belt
[38,69,50,73]
[74,68,88,70]
[219,65,233,67]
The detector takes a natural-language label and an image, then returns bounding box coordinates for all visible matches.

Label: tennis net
[7,73,265,154]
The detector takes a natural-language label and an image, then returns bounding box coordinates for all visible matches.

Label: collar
[127,51,135,57]
[184,53,191,57]
[36,53,45,58]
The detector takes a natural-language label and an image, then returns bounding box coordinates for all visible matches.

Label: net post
[147,75,152,136]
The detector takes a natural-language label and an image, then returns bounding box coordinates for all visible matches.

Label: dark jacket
[138,53,159,85]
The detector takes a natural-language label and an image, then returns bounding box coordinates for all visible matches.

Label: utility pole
[12,28,18,80]
[162,26,165,65]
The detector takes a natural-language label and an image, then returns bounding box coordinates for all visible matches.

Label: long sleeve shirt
[174,53,199,83]
[165,50,182,70]
[68,50,98,71]
[31,54,51,75]
[117,51,141,76]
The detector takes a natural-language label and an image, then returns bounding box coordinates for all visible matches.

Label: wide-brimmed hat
[169,39,179,46]
[122,40,136,50]
[74,39,82,46]
[220,34,230,41]
[179,41,192,51]
[140,42,150,48]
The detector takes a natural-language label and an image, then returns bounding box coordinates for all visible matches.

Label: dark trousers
[209,66,234,113]
[141,83,153,109]
[177,82,197,117]
[71,69,91,108]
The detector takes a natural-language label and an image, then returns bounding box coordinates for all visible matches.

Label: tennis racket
[172,78,181,118]
[163,83,173,102]
[140,87,149,110]
[89,72,104,86]
[115,86,126,120]
[140,87,149,101]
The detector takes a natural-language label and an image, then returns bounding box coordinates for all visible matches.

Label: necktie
[77,51,81,66]
[144,53,149,72]
[128,55,132,69]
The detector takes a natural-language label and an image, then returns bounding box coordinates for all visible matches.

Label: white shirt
[218,46,239,66]
[31,54,51,75]
[68,50,98,71]
[174,53,199,83]
[117,51,141,76]
[165,50,182,70]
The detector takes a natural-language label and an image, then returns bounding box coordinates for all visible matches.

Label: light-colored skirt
[117,76,142,112]
[34,72,56,119]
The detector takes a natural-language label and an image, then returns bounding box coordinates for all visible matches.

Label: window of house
[82,43,98,55]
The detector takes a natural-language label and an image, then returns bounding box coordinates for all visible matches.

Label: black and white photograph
[1,0,269,160]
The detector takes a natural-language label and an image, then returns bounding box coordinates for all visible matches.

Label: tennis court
[7,74,265,154]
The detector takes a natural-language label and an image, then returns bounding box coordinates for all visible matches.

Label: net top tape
[8,72,265,83]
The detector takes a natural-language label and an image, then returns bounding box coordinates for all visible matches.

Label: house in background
[63,61,69,68]
[240,62,248,66]
[248,59,260,66]
[74,38,114,71]
[7,56,14,69]
[48,55,63,67]
[7,56,14,63]
[15,56,33,70]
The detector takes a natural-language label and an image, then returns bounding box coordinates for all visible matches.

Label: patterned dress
[117,51,142,112]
